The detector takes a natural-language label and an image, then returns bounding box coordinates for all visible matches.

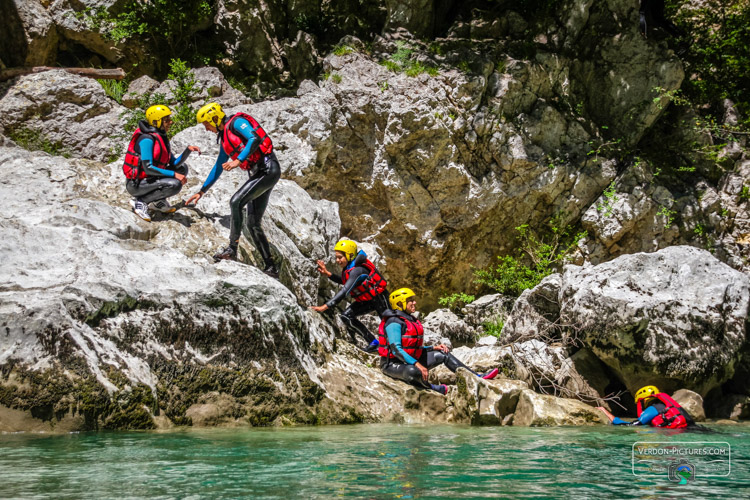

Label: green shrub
[379,41,439,77]
[7,127,69,157]
[79,1,215,64]
[166,59,198,136]
[474,220,586,297]
[333,45,354,56]
[482,317,505,338]
[438,292,475,313]
[97,79,127,104]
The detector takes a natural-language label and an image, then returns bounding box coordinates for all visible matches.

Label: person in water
[186,103,281,278]
[378,288,499,394]
[598,385,695,428]
[123,104,201,221]
[311,239,388,353]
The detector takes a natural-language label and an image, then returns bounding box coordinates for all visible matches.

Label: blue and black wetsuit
[380,311,479,393]
[326,251,388,345]
[612,404,663,426]
[125,121,193,204]
[199,116,280,268]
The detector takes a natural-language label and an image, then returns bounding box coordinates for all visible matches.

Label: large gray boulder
[503,246,750,397]
[0,70,126,162]
[451,369,529,425]
[513,389,609,426]
[0,142,347,431]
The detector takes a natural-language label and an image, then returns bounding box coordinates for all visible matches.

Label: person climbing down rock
[123,104,201,222]
[310,239,389,353]
[378,288,499,394]
[597,385,696,428]
[639,0,686,39]
[186,103,280,278]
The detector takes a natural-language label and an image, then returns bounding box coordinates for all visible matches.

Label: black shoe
[363,340,380,354]
[213,246,237,262]
[262,264,279,279]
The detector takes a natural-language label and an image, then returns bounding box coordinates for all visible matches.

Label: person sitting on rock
[123,104,201,222]
[597,385,695,428]
[378,288,499,395]
[186,103,280,278]
[310,239,388,353]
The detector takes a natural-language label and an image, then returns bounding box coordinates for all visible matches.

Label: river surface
[1,424,748,499]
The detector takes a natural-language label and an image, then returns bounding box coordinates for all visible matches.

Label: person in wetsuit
[186,103,280,278]
[311,239,388,353]
[123,104,201,221]
[598,385,695,428]
[378,288,499,394]
[639,0,685,39]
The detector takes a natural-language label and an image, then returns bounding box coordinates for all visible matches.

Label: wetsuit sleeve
[611,406,660,426]
[328,273,343,285]
[172,147,193,167]
[386,322,417,365]
[200,148,230,193]
[138,137,175,177]
[325,266,367,308]
[232,117,260,163]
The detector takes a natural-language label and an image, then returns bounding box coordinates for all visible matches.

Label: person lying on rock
[378,288,499,395]
[310,239,389,353]
[597,385,695,428]
[186,103,280,278]
[123,104,201,222]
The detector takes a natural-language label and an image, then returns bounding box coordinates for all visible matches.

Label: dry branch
[0,67,125,82]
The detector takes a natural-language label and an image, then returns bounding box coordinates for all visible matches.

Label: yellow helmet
[334,239,357,262]
[196,102,225,126]
[145,105,172,129]
[389,288,416,311]
[634,385,659,404]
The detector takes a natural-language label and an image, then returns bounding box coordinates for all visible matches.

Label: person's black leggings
[340,293,388,344]
[126,165,187,203]
[229,153,281,265]
[380,349,479,390]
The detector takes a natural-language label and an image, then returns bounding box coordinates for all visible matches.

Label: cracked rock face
[0,70,127,162]
[0,143,351,430]
[503,246,750,397]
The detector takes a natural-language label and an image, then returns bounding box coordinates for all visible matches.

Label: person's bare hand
[416,362,429,381]
[174,173,187,185]
[434,344,450,353]
[310,304,329,313]
[222,159,241,171]
[187,145,201,155]
[185,192,202,206]
[316,260,331,277]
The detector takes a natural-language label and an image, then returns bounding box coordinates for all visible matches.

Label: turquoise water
[1,424,748,499]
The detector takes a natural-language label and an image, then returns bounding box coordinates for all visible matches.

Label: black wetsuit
[199,116,280,269]
[326,252,388,345]
[380,309,479,392]
[229,153,281,267]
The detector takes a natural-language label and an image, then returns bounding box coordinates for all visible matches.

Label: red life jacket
[221,112,273,169]
[637,392,690,429]
[122,129,170,179]
[342,258,388,302]
[378,311,423,360]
